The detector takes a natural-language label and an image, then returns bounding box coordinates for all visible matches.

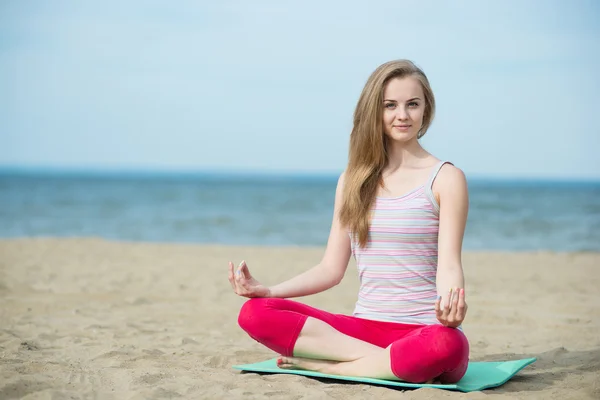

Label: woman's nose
[396,107,409,120]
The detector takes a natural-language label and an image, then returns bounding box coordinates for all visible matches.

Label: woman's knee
[426,325,469,382]
[427,325,469,362]
[237,298,271,335]
[389,325,469,383]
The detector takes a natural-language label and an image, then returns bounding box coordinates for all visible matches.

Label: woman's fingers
[240,260,252,280]
[447,288,459,321]
[451,288,460,314]
[235,261,256,296]
[235,261,244,279]
[443,288,453,316]
[436,288,465,327]
[435,295,442,315]
[456,288,467,321]
[229,259,263,298]
[230,261,246,294]
[228,262,236,290]
[235,263,244,283]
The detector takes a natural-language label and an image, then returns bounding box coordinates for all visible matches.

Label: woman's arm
[433,164,469,325]
[268,172,352,298]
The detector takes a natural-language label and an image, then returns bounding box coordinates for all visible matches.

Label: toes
[277,357,294,369]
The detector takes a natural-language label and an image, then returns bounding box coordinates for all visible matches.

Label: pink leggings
[237,298,469,383]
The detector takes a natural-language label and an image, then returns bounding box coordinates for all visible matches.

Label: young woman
[227,59,470,384]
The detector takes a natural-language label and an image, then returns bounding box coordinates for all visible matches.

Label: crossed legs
[238,298,469,383]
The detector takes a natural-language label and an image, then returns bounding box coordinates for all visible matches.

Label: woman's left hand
[435,288,467,328]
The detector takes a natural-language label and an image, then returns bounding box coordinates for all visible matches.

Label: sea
[0,172,598,252]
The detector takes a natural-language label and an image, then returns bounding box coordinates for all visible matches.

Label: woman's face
[382,76,426,143]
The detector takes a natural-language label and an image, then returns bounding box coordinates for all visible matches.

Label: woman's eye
[408,102,419,108]
[385,103,396,109]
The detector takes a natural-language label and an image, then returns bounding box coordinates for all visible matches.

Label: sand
[0,238,599,399]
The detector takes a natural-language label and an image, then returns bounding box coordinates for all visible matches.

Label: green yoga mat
[233,357,536,392]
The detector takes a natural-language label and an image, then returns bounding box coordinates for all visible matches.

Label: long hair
[339,60,436,248]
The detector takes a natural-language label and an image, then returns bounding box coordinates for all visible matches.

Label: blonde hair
[339,60,436,247]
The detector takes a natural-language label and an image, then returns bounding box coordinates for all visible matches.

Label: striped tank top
[349,161,450,325]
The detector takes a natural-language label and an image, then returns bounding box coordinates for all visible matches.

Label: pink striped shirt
[350,161,449,325]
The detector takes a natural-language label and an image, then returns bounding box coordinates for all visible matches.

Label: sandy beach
[0,238,599,399]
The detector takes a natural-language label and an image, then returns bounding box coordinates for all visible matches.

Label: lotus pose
[228,59,470,384]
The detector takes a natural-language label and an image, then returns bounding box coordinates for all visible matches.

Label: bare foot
[277,357,440,384]
[277,357,340,375]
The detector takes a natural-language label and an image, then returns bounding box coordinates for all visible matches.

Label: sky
[1,0,599,179]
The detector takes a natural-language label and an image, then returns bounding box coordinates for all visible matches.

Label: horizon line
[0,165,599,184]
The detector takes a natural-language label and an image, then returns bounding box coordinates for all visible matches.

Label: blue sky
[1,1,599,179]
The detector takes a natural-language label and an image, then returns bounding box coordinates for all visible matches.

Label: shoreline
[1,236,598,254]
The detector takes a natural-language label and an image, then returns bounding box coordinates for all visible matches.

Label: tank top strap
[426,161,453,188]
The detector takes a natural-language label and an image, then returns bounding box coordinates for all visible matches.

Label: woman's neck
[385,139,432,172]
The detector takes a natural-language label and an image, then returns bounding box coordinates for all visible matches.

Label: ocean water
[0,172,598,251]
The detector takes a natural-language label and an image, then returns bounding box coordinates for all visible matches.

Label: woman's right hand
[228,260,272,298]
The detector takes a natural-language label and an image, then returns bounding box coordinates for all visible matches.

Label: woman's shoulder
[432,162,468,199]
[435,162,466,185]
